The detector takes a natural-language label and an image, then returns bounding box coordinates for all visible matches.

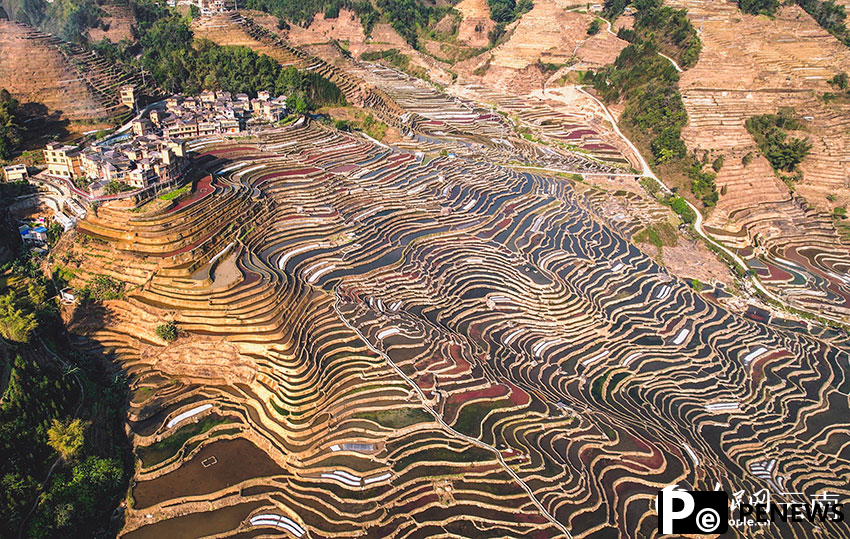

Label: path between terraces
[567,86,846,326]
[332,292,573,539]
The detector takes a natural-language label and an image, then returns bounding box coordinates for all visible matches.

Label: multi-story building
[44,143,82,180]
[121,85,136,109]
[2,164,28,182]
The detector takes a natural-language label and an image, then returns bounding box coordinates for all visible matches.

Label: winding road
[569,84,846,326]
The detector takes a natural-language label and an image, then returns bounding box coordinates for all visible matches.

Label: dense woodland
[0,250,130,538]
[593,0,717,208]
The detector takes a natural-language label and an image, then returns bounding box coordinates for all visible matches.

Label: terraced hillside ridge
[87,0,135,43]
[191,13,636,174]
[0,18,160,123]
[274,7,454,84]
[57,119,850,538]
[192,12,412,128]
[662,1,850,319]
[458,0,628,93]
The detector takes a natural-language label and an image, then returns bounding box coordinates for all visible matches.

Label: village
[1,86,288,258]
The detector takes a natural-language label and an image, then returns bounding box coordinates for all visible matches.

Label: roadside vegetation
[591,0,717,209]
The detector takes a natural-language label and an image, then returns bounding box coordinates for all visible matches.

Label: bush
[737,0,779,15]
[83,275,123,301]
[746,113,811,174]
[828,72,849,90]
[711,155,725,172]
[668,195,696,224]
[156,322,178,342]
[0,293,38,343]
[47,419,86,461]
[0,89,24,161]
[104,181,133,195]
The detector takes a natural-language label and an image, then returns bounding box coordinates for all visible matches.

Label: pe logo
[657,485,729,535]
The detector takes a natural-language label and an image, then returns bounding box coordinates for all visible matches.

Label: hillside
[0,19,145,126]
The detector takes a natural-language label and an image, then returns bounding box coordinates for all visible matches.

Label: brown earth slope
[671,2,850,244]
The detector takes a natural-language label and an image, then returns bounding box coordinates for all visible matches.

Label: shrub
[156,322,178,342]
[711,155,725,172]
[668,195,696,224]
[746,113,811,174]
[828,72,848,90]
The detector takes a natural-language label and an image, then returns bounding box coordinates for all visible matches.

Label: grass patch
[394,446,493,472]
[353,407,432,429]
[633,222,678,253]
[137,414,230,468]
[158,185,190,201]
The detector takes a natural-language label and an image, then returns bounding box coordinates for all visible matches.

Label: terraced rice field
[60,117,850,538]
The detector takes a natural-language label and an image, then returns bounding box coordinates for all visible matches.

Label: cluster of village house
[167,0,227,16]
[31,88,287,194]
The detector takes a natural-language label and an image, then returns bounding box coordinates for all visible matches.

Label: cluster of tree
[79,275,124,302]
[5,0,103,43]
[624,0,701,68]
[374,0,448,48]
[0,260,130,538]
[0,90,25,162]
[130,12,343,108]
[737,0,779,16]
[745,111,812,174]
[488,0,533,23]
[829,71,849,90]
[687,159,719,207]
[587,2,717,207]
[603,0,630,19]
[486,0,532,46]
[587,40,684,155]
[332,112,388,141]
[241,0,378,35]
[796,0,850,47]
[104,180,134,195]
[587,19,602,35]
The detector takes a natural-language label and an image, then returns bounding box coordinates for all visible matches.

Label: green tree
[0,293,38,342]
[587,19,601,35]
[0,89,24,161]
[737,0,779,15]
[47,419,86,461]
[829,72,849,90]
